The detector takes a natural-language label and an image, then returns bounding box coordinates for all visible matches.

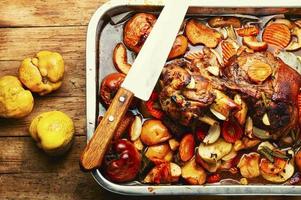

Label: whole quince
[29,111,74,155]
[19,51,64,95]
[0,75,34,118]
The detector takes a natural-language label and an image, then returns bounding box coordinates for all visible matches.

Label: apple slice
[185,19,222,48]
[208,16,241,28]
[198,138,232,163]
[203,123,221,144]
[181,157,207,185]
[262,23,291,49]
[168,35,188,60]
[112,43,132,74]
[286,26,301,51]
[179,134,195,162]
[242,36,268,51]
[168,138,180,151]
[237,152,261,178]
[129,115,142,141]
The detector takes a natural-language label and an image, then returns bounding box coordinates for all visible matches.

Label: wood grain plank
[0,0,108,27]
[0,26,86,61]
[0,96,86,137]
[0,59,85,97]
[1,136,298,200]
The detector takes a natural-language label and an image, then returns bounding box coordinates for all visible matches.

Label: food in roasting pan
[99,13,301,185]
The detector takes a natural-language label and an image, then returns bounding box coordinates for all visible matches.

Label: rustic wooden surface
[0,0,300,199]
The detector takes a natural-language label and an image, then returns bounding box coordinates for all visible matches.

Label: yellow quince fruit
[19,51,64,95]
[30,111,74,155]
[0,75,34,118]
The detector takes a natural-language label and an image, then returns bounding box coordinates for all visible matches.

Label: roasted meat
[159,50,301,139]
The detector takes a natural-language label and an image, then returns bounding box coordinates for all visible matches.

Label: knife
[80,0,189,171]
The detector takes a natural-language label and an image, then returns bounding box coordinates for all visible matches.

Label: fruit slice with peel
[263,23,291,49]
[242,36,268,51]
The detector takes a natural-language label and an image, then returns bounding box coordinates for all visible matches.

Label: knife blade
[121,0,189,101]
[80,0,189,171]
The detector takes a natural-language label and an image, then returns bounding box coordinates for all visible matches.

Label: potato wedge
[185,19,222,48]
[113,43,132,74]
[181,157,207,185]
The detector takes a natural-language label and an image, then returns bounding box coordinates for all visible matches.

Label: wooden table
[0,1,300,199]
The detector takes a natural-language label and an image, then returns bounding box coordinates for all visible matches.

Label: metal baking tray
[86,0,301,195]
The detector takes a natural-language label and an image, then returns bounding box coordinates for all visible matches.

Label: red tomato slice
[222,120,243,143]
[145,92,164,119]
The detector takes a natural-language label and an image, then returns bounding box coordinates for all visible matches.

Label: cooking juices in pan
[97,13,301,185]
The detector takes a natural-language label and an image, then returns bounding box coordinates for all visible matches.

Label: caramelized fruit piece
[145,143,172,162]
[208,17,241,28]
[105,139,141,183]
[222,120,243,143]
[168,35,188,60]
[123,13,157,53]
[242,36,268,51]
[233,94,248,125]
[100,73,125,107]
[129,115,142,141]
[203,123,221,144]
[185,19,222,48]
[140,119,171,145]
[144,162,181,184]
[295,150,301,172]
[198,138,232,163]
[181,158,207,185]
[262,23,291,49]
[207,173,221,183]
[237,26,259,37]
[113,43,131,74]
[260,157,287,175]
[179,134,195,162]
[247,61,272,83]
[237,152,260,178]
[286,26,301,51]
[221,39,239,63]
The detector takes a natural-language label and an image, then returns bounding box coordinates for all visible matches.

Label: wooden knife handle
[80,87,134,171]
